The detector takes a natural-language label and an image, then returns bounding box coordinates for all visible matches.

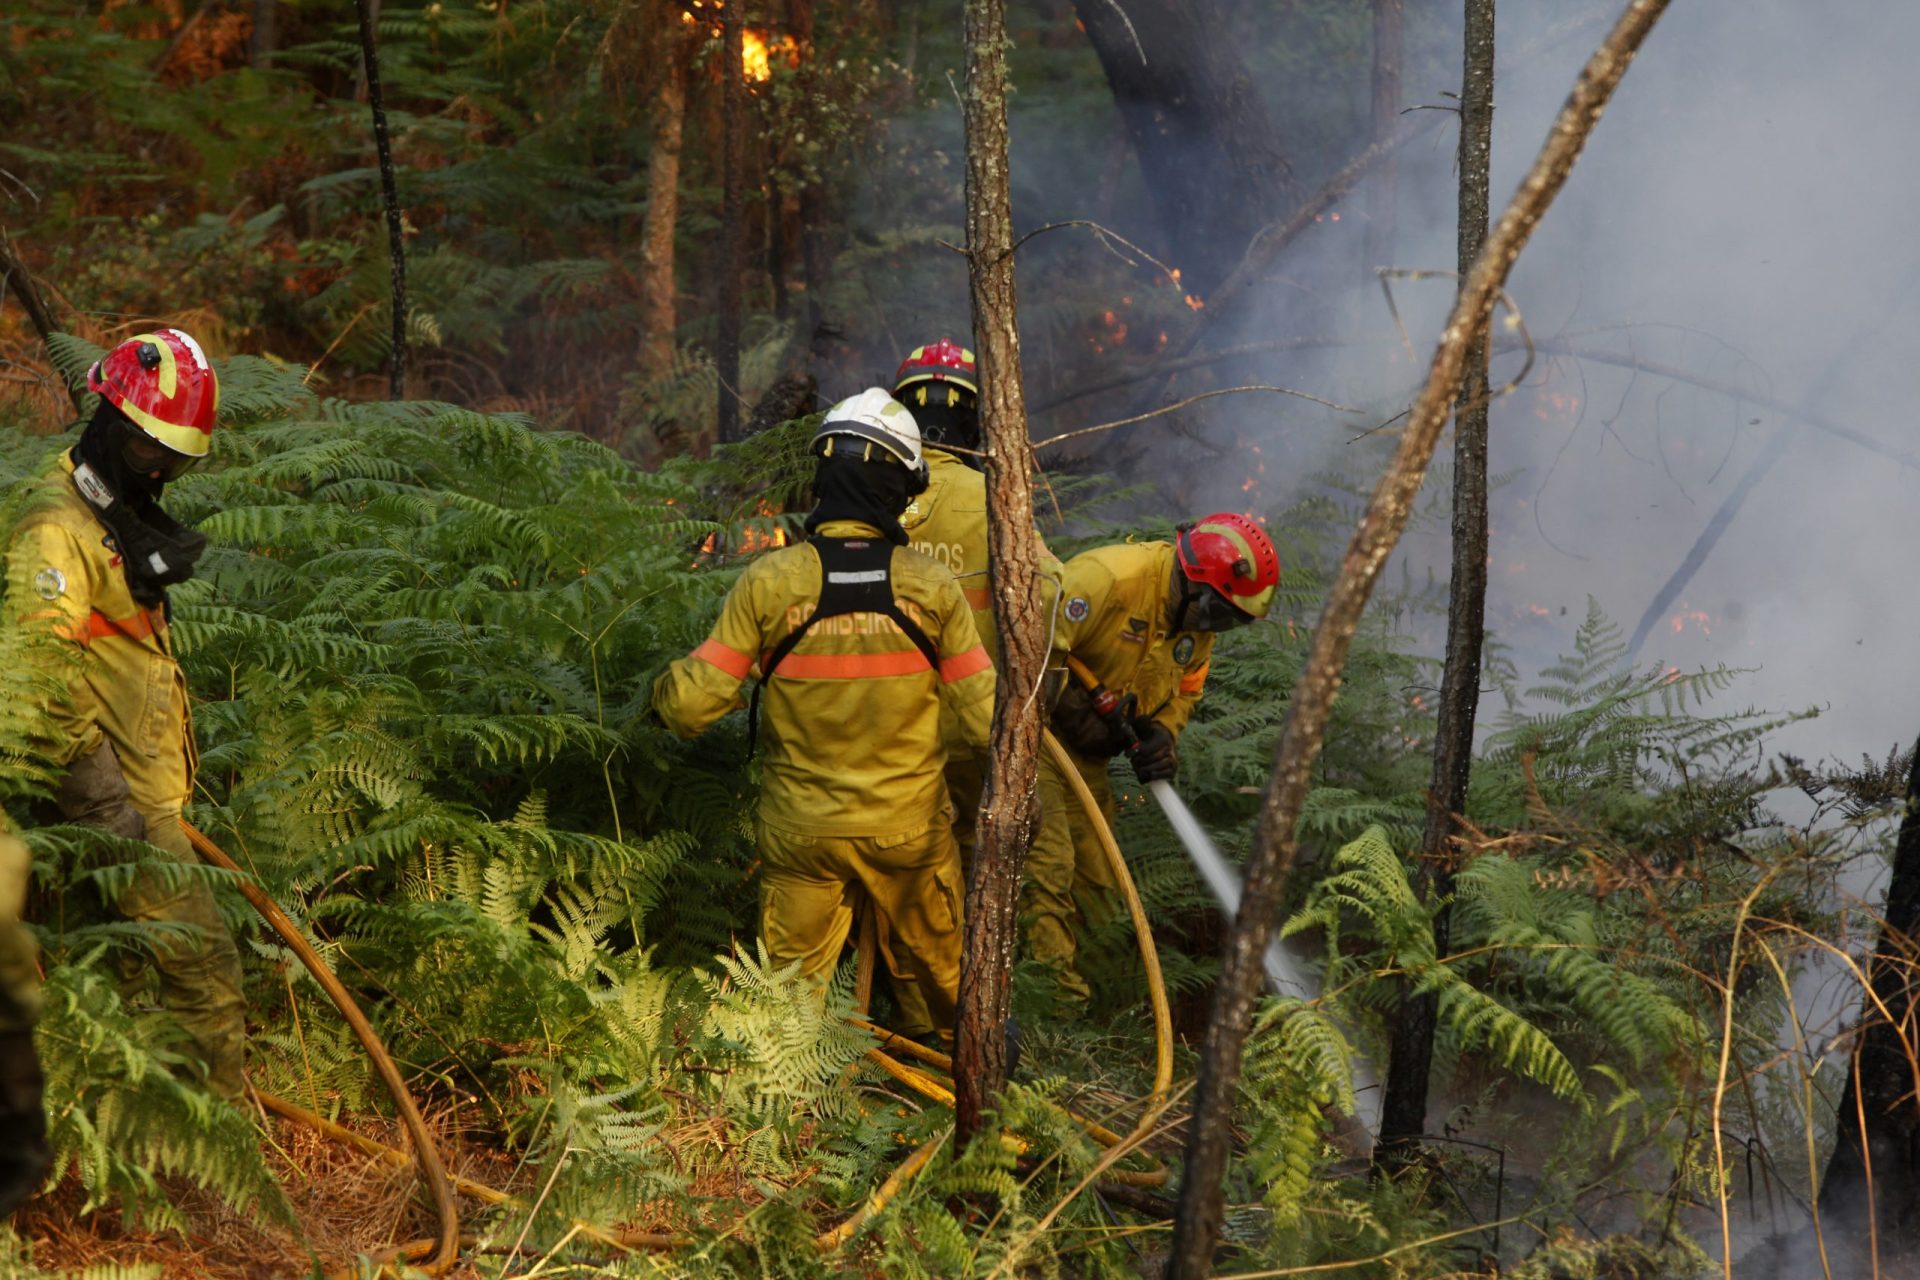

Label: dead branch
[1033,384,1363,453]
[1166,2,1677,1273]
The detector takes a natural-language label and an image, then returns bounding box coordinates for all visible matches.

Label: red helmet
[893,338,979,398]
[86,328,219,461]
[1176,513,1280,619]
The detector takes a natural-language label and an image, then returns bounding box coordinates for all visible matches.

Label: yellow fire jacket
[652,520,997,836]
[1053,540,1214,744]
[6,454,196,811]
[900,448,1062,665]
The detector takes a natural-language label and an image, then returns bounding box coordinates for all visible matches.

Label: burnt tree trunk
[1377,0,1495,1171]
[1069,0,1296,300]
[353,0,408,399]
[1364,0,1404,271]
[639,5,692,379]
[953,0,1048,1146]
[0,233,82,413]
[249,0,276,67]
[716,11,747,444]
[1164,3,1674,1273]
[1820,739,1920,1253]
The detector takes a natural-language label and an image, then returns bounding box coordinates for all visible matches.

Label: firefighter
[892,337,1063,852]
[0,818,47,1217]
[652,389,995,1035]
[5,329,248,1099]
[1025,513,1281,1001]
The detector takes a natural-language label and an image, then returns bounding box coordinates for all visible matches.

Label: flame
[1184,295,1205,312]
[1525,604,1551,619]
[741,29,799,81]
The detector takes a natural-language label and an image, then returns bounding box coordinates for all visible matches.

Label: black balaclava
[804,453,914,546]
[70,401,208,607]
[907,385,982,462]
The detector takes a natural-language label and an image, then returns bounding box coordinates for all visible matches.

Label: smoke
[828,5,1920,1266]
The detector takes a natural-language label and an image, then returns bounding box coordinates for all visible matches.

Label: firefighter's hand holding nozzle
[1127,719,1177,783]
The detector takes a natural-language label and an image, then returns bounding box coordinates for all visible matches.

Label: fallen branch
[1165,2,1676,1274]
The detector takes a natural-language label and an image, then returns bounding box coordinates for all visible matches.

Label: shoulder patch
[32,566,66,601]
[1064,596,1090,623]
[1173,635,1196,666]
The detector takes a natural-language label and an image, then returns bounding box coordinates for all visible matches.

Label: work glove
[1127,719,1177,784]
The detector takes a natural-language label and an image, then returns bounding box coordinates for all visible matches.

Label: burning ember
[1669,607,1711,637]
[699,501,791,555]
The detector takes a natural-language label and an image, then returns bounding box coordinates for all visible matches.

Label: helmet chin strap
[1172,528,1201,632]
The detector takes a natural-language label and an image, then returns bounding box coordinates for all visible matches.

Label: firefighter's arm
[650,571,767,740]
[934,581,996,751]
[1154,653,1212,740]
[6,520,107,766]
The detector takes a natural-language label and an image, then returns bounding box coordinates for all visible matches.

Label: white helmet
[811,388,928,489]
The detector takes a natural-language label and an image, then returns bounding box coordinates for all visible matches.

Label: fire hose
[177,724,1183,1272]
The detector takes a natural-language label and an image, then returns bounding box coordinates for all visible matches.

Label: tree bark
[638,9,691,380]
[953,0,1048,1146]
[1377,0,1495,1172]
[0,233,82,413]
[249,0,277,68]
[716,10,747,444]
[1164,2,1674,1273]
[353,0,408,399]
[1069,0,1297,300]
[1364,0,1404,271]
[1820,738,1920,1255]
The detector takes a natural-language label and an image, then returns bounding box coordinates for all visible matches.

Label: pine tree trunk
[639,14,689,379]
[716,12,747,444]
[1819,739,1920,1255]
[953,0,1048,1146]
[1377,0,1495,1172]
[353,0,407,399]
[1364,0,1404,271]
[1164,3,1673,1273]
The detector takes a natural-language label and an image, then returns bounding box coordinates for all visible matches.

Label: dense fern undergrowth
[0,343,1881,1278]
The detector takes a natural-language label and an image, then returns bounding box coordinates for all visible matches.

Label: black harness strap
[747,537,940,757]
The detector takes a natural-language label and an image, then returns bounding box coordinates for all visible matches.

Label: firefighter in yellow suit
[5,329,247,1098]
[1026,514,1281,1001]
[652,389,995,1034]
[892,339,1064,854]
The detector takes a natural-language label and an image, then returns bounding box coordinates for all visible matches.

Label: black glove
[1128,718,1177,783]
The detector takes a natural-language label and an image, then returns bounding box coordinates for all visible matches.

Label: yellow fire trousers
[1020,744,1121,1003]
[756,816,965,1035]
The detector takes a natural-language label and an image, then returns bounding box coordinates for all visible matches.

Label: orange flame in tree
[741,29,799,81]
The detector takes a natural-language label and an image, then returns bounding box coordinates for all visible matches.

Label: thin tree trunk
[1377,0,1495,1172]
[353,0,407,399]
[0,233,82,412]
[1164,2,1673,1273]
[953,0,1048,1146]
[249,0,276,68]
[638,20,689,379]
[715,11,747,444]
[1364,0,1403,271]
[1820,739,1920,1255]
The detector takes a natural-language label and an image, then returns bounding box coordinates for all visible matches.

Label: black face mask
[1173,573,1257,634]
[906,391,981,461]
[804,453,916,546]
[71,404,208,608]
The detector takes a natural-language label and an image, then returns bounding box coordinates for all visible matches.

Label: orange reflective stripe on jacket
[81,607,160,646]
[693,637,754,680]
[939,646,991,684]
[774,648,934,680]
[1179,660,1210,695]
